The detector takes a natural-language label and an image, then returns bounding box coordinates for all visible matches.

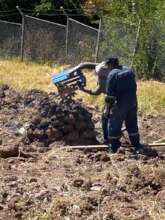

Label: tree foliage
[84,0,165,80]
[0,0,40,10]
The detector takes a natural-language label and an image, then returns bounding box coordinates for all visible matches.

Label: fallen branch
[62,145,108,150]
[62,143,165,152]
[148,143,165,147]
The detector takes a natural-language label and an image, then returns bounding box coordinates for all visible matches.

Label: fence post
[65,17,69,58]
[61,7,69,59]
[16,6,25,61]
[130,18,141,68]
[95,18,102,63]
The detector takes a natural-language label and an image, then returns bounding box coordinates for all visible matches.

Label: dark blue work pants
[107,104,141,151]
[102,113,108,141]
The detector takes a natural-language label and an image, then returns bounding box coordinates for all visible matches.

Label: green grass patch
[0,58,165,115]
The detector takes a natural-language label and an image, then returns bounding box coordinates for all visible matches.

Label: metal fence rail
[0,19,21,57]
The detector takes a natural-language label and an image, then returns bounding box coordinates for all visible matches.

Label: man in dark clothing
[70,58,143,153]
[104,57,143,153]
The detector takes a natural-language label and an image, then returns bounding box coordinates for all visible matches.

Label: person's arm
[78,62,99,70]
[80,75,103,95]
[68,62,99,75]
[81,85,102,95]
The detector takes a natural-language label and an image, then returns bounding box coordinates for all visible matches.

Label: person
[103,57,143,153]
[70,61,111,143]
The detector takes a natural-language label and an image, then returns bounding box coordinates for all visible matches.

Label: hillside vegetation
[0,58,165,115]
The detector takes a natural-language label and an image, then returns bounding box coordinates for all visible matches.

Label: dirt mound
[24,93,97,146]
[0,85,98,155]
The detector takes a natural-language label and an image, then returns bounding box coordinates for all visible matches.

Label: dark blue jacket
[106,66,137,109]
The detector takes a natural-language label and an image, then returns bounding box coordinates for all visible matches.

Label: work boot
[103,139,109,145]
[134,144,144,155]
[108,144,119,153]
[109,139,121,153]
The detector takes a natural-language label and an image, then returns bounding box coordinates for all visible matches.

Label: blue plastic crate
[51,68,86,88]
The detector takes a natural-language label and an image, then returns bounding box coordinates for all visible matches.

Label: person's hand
[79,85,84,91]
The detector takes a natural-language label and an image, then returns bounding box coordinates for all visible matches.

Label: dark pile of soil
[0,85,97,155]
[24,91,97,146]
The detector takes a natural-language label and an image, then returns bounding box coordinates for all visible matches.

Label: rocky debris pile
[0,85,98,151]
[24,93,98,146]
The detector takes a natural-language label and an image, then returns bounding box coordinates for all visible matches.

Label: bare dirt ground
[0,85,165,220]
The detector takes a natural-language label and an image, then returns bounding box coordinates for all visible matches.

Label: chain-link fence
[152,20,165,79]
[0,14,164,79]
[0,19,21,57]
[128,19,165,79]
[98,17,138,67]
[67,18,99,63]
[23,15,66,62]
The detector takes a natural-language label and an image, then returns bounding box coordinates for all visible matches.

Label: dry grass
[0,58,56,92]
[137,81,165,115]
[0,58,165,115]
